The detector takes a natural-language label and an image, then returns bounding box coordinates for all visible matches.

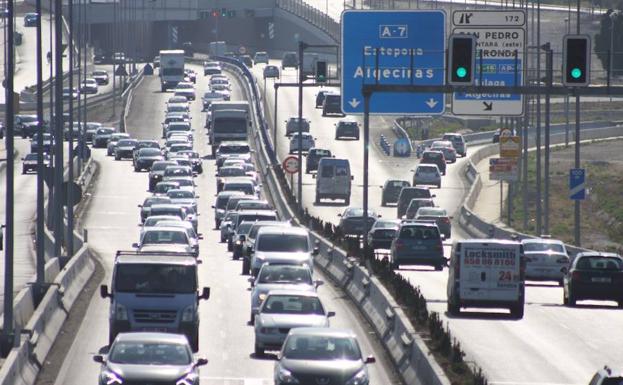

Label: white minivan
[446,239,526,318]
[314,158,352,205]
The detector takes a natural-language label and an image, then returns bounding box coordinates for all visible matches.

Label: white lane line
[490,382,584,385]
[200,377,272,385]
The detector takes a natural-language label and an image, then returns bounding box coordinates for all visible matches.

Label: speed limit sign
[282,156,300,174]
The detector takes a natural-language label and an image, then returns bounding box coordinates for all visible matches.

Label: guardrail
[275,0,340,43]
[216,54,452,385]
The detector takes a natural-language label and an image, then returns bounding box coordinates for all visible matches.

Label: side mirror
[377,214,382,218]
[195,357,208,367]
[431,194,436,198]
[100,285,110,298]
[350,175,354,180]
[312,174,316,179]
[312,247,319,256]
[93,355,105,363]
[248,277,255,286]
[132,242,139,248]
[200,287,211,300]
[198,235,204,240]
[337,213,342,217]
[211,205,215,209]
[314,280,324,288]
[137,204,143,208]
[327,311,336,318]
[560,267,568,274]
[365,356,376,364]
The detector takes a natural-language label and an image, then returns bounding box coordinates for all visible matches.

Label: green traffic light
[456,67,467,78]
[571,68,582,79]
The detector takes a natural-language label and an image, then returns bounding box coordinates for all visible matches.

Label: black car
[281,52,298,69]
[133,148,163,172]
[315,90,331,108]
[132,140,160,160]
[335,119,360,140]
[148,160,178,191]
[22,153,50,174]
[30,133,53,153]
[15,115,38,137]
[380,179,410,206]
[420,150,446,175]
[367,219,400,250]
[338,207,379,237]
[93,333,207,385]
[177,150,203,174]
[563,252,623,307]
[305,148,332,174]
[322,93,345,117]
[21,120,47,139]
[23,13,38,27]
[114,139,139,160]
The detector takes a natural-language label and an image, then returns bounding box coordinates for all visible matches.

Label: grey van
[314,158,352,205]
[100,251,210,351]
[396,187,435,219]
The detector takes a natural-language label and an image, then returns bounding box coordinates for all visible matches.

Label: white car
[521,237,569,285]
[412,164,441,188]
[80,78,98,94]
[430,140,457,163]
[174,88,196,101]
[289,132,316,154]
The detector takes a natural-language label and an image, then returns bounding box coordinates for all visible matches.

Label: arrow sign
[483,101,493,111]
[348,98,360,108]
[426,98,438,109]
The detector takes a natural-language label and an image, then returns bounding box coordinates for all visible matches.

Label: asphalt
[51,64,400,385]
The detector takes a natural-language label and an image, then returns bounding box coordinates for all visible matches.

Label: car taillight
[519,256,526,279]
[571,271,582,281]
[442,217,450,223]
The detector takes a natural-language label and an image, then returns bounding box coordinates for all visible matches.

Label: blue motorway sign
[393,137,412,157]
[569,168,586,200]
[340,10,446,115]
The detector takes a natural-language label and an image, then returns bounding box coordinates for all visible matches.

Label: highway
[252,60,623,384]
[51,64,401,385]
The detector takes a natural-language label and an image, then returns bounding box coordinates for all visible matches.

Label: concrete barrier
[55,246,94,310]
[0,339,38,385]
[224,56,452,385]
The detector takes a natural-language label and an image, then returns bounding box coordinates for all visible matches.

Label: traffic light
[563,35,590,86]
[211,9,219,17]
[221,8,227,17]
[447,34,476,86]
[315,60,327,83]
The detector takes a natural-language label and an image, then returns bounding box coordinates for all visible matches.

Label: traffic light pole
[574,0,582,246]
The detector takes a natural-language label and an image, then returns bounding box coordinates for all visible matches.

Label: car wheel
[22,168,26,174]
[190,331,199,352]
[567,289,577,307]
[437,183,441,188]
[434,264,443,271]
[220,235,225,243]
[315,194,320,205]
[345,197,350,205]
[250,313,255,323]
[618,300,623,309]
[227,240,233,252]
[242,258,250,275]
[355,135,360,140]
[134,166,140,172]
[510,302,524,319]
[254,344,264,356]
[391,260,399,270]
[115,154,120,161]
[447,295,460,316]
[381,199,386,207]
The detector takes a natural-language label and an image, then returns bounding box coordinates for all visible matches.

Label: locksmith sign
[341,10,446,115]
[451,10,526,116]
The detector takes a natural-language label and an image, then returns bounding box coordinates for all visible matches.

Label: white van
[446,239,526,318]
[313,158,352,205]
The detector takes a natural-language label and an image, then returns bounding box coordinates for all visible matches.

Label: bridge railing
[275,0,340,43]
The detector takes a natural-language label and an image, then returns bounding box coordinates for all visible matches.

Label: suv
[253,51,269,64]
[390,222,445,270]
[322,93,344,116]
[250,226,318,277]
[442,133,467,157]
[100,251,211,351]
[420,150,446,175]
[335,119,359,140]
[381,180,410,206]
[396,186,435,219]
[315,90,331,108]
[306,148,332,173]
[285,117,310,136]
[281,52,298,69]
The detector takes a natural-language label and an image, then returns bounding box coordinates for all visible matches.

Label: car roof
[217,190,246,198]
[521,238,565,245]
[400,221,438,228]
[266,289,319,297]
[576,251,622,259]
[142,226,187,233]
[114,332,191,345]
[115,254,196,265]
[258,226,308,236]
[288,327,357,338]
[237,209,277,216]
[150,204,183,210]
[458,239,520,246]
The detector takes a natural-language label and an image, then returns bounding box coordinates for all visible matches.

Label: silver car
[521,237,569,285]
[254,290,334,356]
[249,264,320,322]
[288,132,316,154]
[106,133,130,156]
[430,140,457,163]
[212,191,245,229]
[251,226,318,277]
[133,226,196,256]
[412,163,441,188]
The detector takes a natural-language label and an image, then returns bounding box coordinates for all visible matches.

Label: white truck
[210,109,251,154]
[446,239,526,318]
[208,41,227,57]
[159,49,185,92]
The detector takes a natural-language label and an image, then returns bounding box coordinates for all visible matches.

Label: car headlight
[345,368,369,385]
[176,372,199,385]
[101,369,123,385]
[277,367,299,384]
[181,305,196,322]
[114,303,128,321]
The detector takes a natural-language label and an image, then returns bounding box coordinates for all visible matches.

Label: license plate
[592,277,611,283]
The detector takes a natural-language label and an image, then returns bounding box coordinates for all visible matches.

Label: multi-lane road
[51,64,401,385]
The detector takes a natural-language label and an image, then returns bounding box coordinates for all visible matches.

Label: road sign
[282,156,300,174]
[499,136,520,158]
[393,137,412,157]
[569,168,586,200]
[451,10,526,116]
[489,157,518,181]
[341,10,446,115]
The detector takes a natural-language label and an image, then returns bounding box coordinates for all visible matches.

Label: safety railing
[275,0,340,43]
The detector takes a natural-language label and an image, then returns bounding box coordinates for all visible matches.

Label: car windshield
[109,341,191,365]
[418,166,438,173]
[142,230,188,245]
[262,295,324,315]
[168,190,194,199]
[164,167,192,177]
[283,335,361,361]
[150,208,183,218]
[96,128,114,135]
[257,234,308,252]
[523,242,565,253]
[219,167,246,177]
[417,208,446,217]
[144,216,181,226]
[576,256,623,270]
[24,154,38,161]
[399,226,439,240]
[373,220,400,229]
[224,183,254,195]
[114,264,196,294]
[20,116,38,123]
[344,208,374,217]
[139,148,161,156]
[237,202,271,210]
[117,139,137,147]
[151,162,176,171]
[258,266,312,284]
[142,197,170,207]
[236,222,254,235]
[154,183,179,194]
[173,178,194,187]
[219,145,250,154]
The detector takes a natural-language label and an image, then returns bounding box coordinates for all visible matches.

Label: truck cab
[100,251,210,351]
[159,49,185,91]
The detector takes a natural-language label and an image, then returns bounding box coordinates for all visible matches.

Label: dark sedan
[22,153,50,174]
[274,328,375,385]
[367,219,400,250]
[380,179,410,206]
[305,148,332,174]
[133,148,164,171]
[338,207,379,237]
[563,252,623,307]
[93,333,207,385]
[114,138,138,160]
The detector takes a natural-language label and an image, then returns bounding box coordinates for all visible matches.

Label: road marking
[200,377,272,385]
[490,382,584,385]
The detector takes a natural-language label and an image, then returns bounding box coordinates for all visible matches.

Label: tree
[595,9,623,76]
